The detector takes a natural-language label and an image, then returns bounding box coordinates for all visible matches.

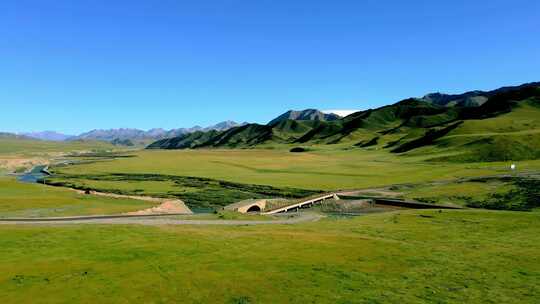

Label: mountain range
[14,112,348,144]
[417,82,540,107]
[73,120,247,142]
[15,121,247,144]
[148,82,540,162]
[19,131,74,141]
[0,132,33,140]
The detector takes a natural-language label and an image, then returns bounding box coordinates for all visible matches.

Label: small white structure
[510,163,516,171]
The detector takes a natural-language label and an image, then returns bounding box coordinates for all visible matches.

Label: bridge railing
[263,193,338,214]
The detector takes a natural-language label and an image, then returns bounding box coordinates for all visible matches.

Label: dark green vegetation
[289,146,308,152]
[110,138,134,146]
[314,198,392,214]
[0,210,538,303]
[390,121,463,153]
[464,177,540,211]
[44,172,321,210]
[354,136,379,147]
[396,175,540,211]
[148,82,540,163]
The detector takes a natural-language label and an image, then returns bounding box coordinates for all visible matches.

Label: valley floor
[44,148,540,211]
[1,144,539,303]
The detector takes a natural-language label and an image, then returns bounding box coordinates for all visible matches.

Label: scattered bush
[289,147,307,153]
[466,178,540,211]
[354,137,379,148]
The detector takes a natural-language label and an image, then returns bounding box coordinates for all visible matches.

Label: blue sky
[1,0,539,134]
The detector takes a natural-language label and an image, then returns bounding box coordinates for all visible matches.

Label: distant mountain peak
[20,131,73,141]
[322,109,359,117]
[69,121,245,142]
[268,109,341,126]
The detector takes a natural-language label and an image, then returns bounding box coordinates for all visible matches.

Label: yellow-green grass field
[52,178,182,197]
[0,210,538,303]
[0,177,157,218]
[53,148,540,191]
[0,138,115,156]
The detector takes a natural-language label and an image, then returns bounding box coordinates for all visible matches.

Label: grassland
[40,144,540,211]
[0,138,115,155]
[0,137,119,175]
[53,148,540,190]
[0,209,538,303]
[394,176,540,210]
[399,180,515,206]
[0,177,157,217]
[5,133,540,213]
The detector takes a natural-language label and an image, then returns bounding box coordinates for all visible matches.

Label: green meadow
[0,210,538,303]
[399,180,516,206]
[0,177,157,218]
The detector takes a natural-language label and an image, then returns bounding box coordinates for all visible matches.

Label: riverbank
[71,189,193,215]
[0,177,160,218]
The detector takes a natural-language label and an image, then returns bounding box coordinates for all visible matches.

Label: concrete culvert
[246,205,261,212]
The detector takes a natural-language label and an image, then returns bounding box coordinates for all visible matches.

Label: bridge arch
[223,199,267,213]
[246,205,261,212]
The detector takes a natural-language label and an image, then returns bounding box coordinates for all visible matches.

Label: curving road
[0,212,324,226]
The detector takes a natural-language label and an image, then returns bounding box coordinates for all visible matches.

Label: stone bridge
[225,191,463,215]
[223,199,268,213]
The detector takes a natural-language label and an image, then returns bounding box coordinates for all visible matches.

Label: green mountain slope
[147,82,540,162]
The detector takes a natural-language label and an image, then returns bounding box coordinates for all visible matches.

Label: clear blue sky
[1,0,539,134]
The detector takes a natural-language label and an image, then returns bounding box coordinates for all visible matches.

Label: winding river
[17,165,50,183]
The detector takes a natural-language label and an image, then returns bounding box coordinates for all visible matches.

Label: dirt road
[0,212,323,226]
